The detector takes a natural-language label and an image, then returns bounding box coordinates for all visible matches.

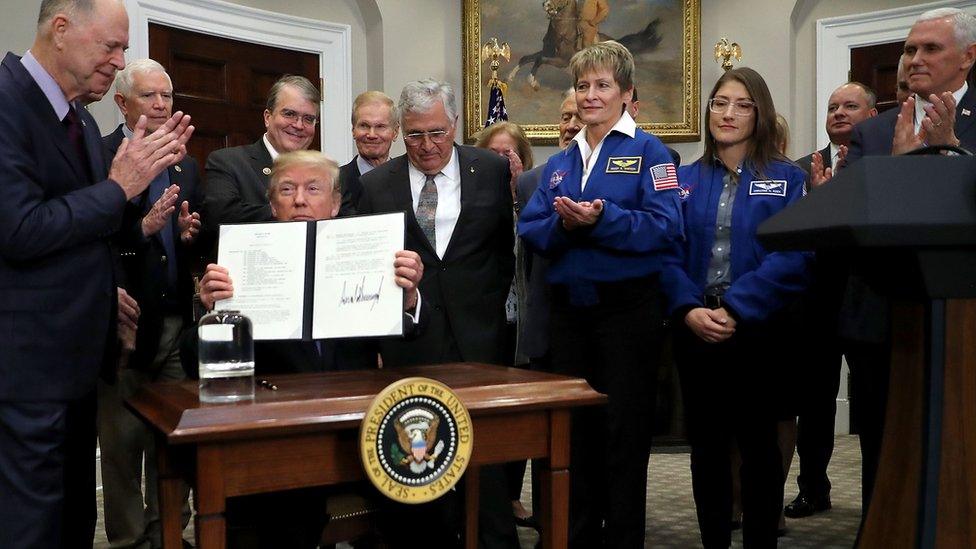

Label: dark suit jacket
[105,125,201,371]
[847,85,976,163]
[203,139,275,232]
[515,165,551,360]
[339,157,362,216]
[795,145,831,181]
[0,52,127,400]
[357,145,515,367]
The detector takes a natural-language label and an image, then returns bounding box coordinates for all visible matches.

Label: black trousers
[675,325,784,549]
[549,277,662,549]
[0,392,97,549]
[792,257,846,500]
[844,338,890,512]
[794,343,843,499]
[376,464,517,549]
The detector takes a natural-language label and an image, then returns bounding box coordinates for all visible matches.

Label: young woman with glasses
[660,67,811,548]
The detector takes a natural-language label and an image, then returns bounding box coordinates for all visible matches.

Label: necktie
[416,174,438,249]
[63,105,91,181]
[147,172,178,287]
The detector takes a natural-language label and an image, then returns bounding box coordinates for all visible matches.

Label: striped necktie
[416,173,438,248]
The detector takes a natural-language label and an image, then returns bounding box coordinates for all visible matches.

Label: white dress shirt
[262,133,280,160]
[573,111,637,193]
[829,142,842,170]
[408,148,461,259]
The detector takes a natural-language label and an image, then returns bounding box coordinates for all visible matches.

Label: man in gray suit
[203,75,320,228]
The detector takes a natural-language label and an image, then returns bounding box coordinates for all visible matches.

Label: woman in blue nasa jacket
[660,67,810,548]
[518,41,682,548]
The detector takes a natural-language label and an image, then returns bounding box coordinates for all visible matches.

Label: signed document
[217,222,307,340]
[216,213,405,340]
[312,212,405,338]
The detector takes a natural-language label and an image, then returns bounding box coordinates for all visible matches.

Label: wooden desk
[128,363,606,549]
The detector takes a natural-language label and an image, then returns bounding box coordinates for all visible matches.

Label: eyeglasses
[278,108,319,126]
[708,98,756,117]
[403,130,450,145]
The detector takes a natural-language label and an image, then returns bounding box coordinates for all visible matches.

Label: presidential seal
[360,377,473,504]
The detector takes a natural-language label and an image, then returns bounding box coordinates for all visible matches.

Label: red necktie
[64,105,91,181]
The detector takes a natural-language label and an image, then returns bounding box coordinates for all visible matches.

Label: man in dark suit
[357,79,518,548]
[0,1,193,547]
[203,75,320,229]
[797,82,877,182]
[516,88,583,370]
[339,90,399,215]
[196,150,423,548]
[839,7,976,514]
[99,58,201,549]
[785,82,877,520]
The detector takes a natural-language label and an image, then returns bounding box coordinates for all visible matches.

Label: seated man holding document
[196,149,424,374]
[189,150,424,548]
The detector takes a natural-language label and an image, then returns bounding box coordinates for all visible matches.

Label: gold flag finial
[714,38,742,72]
[482,37,512,93]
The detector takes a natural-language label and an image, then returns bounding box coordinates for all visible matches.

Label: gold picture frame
[463,0,700,145]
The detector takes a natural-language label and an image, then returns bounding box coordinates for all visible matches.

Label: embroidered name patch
[548,169,567,189]
[650,163,678,191]
[605,156,642,174]
[749,180,787,197]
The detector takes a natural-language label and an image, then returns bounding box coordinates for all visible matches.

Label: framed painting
[462,0,700,145]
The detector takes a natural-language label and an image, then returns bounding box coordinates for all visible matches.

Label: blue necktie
[147,170,178,288]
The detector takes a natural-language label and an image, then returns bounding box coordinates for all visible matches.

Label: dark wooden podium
[127,363,605,549]
[759,156,976,548]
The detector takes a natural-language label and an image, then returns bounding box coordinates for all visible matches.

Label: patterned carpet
[95,435,863,548]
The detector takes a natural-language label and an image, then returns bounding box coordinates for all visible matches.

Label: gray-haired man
[100,58,199,548]
[356,78,518,548]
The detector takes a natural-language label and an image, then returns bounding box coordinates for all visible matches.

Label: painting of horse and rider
[463,0,700,144]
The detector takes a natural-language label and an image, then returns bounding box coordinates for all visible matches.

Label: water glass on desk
[198,310,254,403]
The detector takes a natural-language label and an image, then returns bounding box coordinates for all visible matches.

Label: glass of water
[198,310,254,403]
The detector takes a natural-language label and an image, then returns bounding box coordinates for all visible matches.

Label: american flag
[483,83,509,127]
[650,163,678,191]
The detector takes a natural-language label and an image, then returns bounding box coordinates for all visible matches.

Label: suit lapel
[8,57,90,184]
[954,86,976,144]
[443,145,477,261]
[390,156,437,258]
[247,139,274,189]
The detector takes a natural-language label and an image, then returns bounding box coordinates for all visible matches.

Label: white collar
[914,82,968,129]
[262,133,280,161]
[573,111,637,151]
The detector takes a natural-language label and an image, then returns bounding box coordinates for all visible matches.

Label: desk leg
[155,434,184,549]
[194,445,226,549]
[541,409,571,549]
[464,465,481,549]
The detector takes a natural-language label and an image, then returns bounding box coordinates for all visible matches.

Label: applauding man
[0,1,193,546]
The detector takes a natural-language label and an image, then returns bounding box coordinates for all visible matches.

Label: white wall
[0,0,952,163]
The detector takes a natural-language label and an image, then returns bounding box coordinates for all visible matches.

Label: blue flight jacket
[517,128,683,305]
[660,158,812,324]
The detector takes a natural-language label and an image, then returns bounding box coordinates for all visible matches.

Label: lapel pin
[469,166,475,173]
[963,108,971,117]
[174,165,182,173]
[262,167,272,175]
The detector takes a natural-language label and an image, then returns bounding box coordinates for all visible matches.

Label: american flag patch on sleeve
[650,163,679,191]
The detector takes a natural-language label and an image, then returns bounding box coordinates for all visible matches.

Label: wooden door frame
[815,0,976,152]
[123,0,354,161]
